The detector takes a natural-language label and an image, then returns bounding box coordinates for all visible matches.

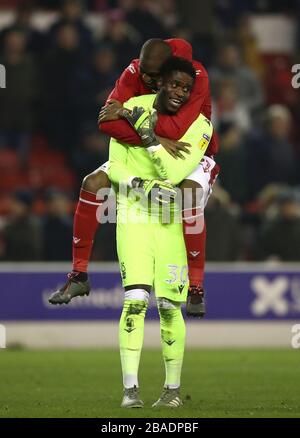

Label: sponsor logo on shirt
[178,284,185,294]
[198,133,211,151]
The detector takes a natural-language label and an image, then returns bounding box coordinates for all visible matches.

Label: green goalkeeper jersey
[108,94,213,219]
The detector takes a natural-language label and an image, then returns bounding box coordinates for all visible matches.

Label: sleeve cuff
[128,176,137,188]
[147,144,163,153]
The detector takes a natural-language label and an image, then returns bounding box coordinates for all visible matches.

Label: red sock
[182,207,206,287]
[72,189,103,273]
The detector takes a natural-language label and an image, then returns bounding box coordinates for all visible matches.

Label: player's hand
[98,99,123,123]
[157,136,191,160]
[132,177,177,205]
[122,107,159,147]
[122,106,150,128]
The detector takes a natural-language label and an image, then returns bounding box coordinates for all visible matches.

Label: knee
[157,298,182,325]
[122,288,150,314]
[121,290,149,325]
[124,288,150,304]
[157,297,178,310]
[82,169,111,193]
[157,298,179,318]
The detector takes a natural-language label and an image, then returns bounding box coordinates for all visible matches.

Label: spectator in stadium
[72,126,109,188]
[209,42,264,114]
[75,45,119,123]
[212,78,251,133]
[101,10,140,71]
[0,29,39,161]
[47,0,93,51]
[1,191,42,261]
[122,0,167,41]
[235,14,266,82]
[205,184,242,261]
[215,0,254,28]
[0,2,46,55]
[159,0,180,32]
[246,104,297,200]
[259,188,300,261]
[42,23,86,155]
[217,121,248,204]
[0,0,299,266]
[92,217,117,261]
[42,190,73,261]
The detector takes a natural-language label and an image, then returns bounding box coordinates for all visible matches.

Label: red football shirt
[99,38,218,156]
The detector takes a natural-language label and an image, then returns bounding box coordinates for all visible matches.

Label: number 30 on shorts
[165,264,188,285]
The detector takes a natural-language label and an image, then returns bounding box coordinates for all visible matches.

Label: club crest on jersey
[198,133,211,151]
[127,64,136,74]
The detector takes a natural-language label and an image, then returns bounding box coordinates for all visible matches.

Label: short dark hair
[159,56,196,81]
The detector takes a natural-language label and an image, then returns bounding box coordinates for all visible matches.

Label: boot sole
[48,290,90,305]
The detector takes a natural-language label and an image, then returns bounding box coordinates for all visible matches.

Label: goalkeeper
[49,38,218,318]
[109,56,213,408]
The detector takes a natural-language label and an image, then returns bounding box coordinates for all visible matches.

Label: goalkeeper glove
[131,177,177,205]
[122,107,159,147]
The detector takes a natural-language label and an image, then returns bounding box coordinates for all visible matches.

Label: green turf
[0,349,299,418]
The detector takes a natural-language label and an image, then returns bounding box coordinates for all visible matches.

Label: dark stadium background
[0,0,299,263]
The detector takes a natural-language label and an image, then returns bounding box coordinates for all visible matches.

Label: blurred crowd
[0,0,300,262]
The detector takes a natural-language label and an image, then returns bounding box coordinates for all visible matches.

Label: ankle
[72,271,88,282]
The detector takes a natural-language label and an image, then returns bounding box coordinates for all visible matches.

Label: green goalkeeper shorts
[116,219,189,302]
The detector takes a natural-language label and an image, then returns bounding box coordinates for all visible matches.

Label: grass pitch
[0,349,299,418]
